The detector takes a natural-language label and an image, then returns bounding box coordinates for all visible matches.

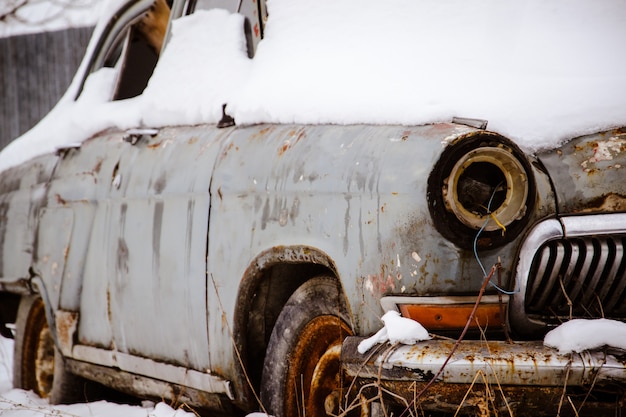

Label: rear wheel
[261,276,353,417]
[13,295,90,403]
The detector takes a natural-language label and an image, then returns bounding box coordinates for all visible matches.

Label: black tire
[260,276,353,417]
[13,295,92,403]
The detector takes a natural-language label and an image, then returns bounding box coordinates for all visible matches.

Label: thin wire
[472,183,520,295]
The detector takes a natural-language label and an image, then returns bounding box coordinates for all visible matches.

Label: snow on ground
[0,336,269,417]
[0,336,197,417]
[1,0,626,172]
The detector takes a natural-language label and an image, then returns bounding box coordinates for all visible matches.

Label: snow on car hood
[1,0,626,172]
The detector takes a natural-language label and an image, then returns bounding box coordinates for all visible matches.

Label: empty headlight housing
[427,132,535,250]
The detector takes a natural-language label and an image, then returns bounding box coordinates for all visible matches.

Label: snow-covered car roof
[1,0,625,172]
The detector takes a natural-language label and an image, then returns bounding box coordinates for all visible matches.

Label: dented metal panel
[537,128,626,214]
[0,153,58,284]
[342,337,626,387]
[208,124,550,335]
[342,336,626,415]
[74,126,233,372]
[0,115,621,412]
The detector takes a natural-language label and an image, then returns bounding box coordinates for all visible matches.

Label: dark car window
[112,25,160,100]
[75,0,172,101]
[113,0,172,100]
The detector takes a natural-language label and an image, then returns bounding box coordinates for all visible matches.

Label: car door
[76,125,236,373]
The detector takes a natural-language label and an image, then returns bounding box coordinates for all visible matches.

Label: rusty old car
[1,0,625,416]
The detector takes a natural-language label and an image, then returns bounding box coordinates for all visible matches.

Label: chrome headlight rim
[428,131,536,250]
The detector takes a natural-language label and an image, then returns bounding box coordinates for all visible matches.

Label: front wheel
[260,276,353,417]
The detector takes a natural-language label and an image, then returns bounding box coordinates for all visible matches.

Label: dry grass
[335,262,621,417]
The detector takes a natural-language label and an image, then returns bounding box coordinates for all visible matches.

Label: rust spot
[278,140,291,156]
[220,142,236,159]
[365,272,396,294]
[251,126,273,140]
[147,141,162,149]
[581,193,626,212]
[106,288,113,324]
[187,136,199,145]
[93,159,103,174]
[55,194,67,205]
[55,310,78,353]
[476,236,493,248]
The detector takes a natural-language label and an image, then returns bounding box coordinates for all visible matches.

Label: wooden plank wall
[0,27,93,150]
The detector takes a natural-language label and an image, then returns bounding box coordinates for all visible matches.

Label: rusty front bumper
[341,337,626,415]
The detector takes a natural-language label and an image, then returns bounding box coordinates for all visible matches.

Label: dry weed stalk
[209,274,268,415]
[454,370,504,417]
[556,277,612,416]
[474,319,514,417]
[177,403,202,417]
[335,342,420,417]
[567,396,581,417]
[556,358,572,417]
[594,294,605,319]
[0,396,83,416]
[395,264,499,417]
[558,277,573,320]
[341,265,501,417]
[576,355,605,414]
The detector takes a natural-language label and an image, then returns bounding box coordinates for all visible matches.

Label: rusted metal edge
[66,358,238,413]
[70,343,234,399]
[341,336,626,387]
[54,310,235,400]
[0,277,32,294]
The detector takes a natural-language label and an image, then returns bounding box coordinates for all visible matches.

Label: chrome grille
[525,235,626,321]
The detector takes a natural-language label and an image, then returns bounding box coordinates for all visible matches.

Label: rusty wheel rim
[34,323,55,397]
[286,315,352,417]
[25,299,55,398]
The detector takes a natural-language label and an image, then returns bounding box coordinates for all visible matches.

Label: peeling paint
[366,273,397,295]
[580,137,626,171]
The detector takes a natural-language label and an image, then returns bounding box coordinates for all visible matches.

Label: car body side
[1,0,626,415]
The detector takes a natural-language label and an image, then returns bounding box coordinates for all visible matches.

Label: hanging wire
[472,182,520,295]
